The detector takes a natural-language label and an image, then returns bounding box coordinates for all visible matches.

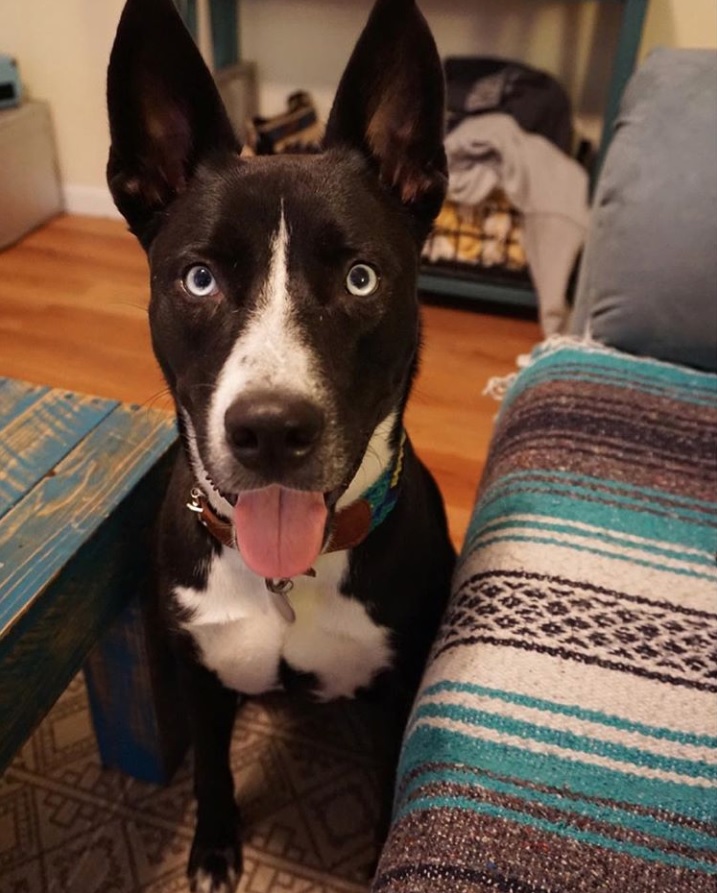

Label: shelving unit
[190,0,649,309]
[418,0,649,307]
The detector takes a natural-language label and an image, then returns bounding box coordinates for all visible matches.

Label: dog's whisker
[136,387,173,412]
[108,300,150,314]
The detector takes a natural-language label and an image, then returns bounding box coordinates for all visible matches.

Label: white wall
[641,0,717,59]
[240,0,621,122]
[1,0,715,218]
[0,0,125,216]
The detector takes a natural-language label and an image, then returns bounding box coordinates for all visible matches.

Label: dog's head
[107,0,446,578]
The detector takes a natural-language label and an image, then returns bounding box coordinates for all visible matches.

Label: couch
[373,48,717,893]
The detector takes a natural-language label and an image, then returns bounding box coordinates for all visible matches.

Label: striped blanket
[373,341,717,893]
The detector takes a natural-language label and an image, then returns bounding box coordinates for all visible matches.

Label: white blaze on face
[207,206,323,476]
[196,203,400,570]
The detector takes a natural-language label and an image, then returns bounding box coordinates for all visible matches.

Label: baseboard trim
[62,185,121,219]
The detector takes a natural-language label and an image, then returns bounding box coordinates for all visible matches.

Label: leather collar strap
[187,433,406,559]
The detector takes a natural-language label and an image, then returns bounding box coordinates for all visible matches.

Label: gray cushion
[571,48,717,372]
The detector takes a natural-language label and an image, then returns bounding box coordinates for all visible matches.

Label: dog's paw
[188,844,241,893]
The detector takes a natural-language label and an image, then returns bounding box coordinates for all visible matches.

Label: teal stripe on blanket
[475,471,717,526]
[397,794,717,875]
[420,681,717,749]
[501,364,717,411]
[527,344,717,393]
[411,702,717,780]
[467,516,716,570]
[467,532,717,582]
[472,477,717,541]
[499,345,717,412]
[400,766,717,855]
[399,724,716,822]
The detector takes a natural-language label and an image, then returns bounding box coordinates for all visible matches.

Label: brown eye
[346,263,379,296]
[183,265,219,297]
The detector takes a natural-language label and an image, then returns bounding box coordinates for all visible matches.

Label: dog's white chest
[174,549,393,700]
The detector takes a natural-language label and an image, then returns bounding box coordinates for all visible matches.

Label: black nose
[224,391,325,475]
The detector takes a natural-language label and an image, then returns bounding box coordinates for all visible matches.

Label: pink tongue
[233,486,328,579]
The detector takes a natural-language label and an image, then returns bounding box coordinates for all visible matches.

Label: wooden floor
[0,215,541,547]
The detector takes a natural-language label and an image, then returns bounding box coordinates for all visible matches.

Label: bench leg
[84,590,189,785]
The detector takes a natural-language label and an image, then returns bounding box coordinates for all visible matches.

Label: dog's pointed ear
[107,0,240,244]
[323,0,447,235]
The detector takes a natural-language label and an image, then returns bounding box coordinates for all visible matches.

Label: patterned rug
[1,673,380,892]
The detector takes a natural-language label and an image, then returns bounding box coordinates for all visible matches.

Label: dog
[106,0,455,889]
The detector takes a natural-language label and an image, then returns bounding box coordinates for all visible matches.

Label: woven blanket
[373,342,717,893]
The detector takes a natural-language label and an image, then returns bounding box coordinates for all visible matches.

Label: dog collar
[187,432,406,585]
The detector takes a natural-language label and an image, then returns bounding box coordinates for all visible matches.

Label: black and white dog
[107,0,455,889]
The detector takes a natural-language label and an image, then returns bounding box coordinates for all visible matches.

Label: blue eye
[346,263,379,297]
[183,265,219,297]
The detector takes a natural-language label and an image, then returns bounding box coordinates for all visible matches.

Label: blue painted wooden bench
[0,378,187,783]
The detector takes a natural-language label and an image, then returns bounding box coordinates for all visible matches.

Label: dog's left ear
[324,0,447,237]
[106,0,240,245]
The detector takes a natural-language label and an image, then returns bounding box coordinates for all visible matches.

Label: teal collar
[325,431,406,551]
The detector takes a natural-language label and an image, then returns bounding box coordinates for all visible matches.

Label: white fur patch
[337,411,398,509]
[175,548,393,700]
[175,547,285,695]
[192,864,238,893]
[207,207,324,478]
[282,552,395,700]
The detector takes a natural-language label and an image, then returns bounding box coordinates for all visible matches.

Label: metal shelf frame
[416,0,649,306]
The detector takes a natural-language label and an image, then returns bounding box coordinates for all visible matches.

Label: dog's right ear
[107,0,240,244]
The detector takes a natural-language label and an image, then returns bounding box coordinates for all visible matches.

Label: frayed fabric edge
[482,334,580,401]
[482,330,717,403]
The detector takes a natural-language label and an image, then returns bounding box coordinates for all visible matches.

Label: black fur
[107,1,455,889]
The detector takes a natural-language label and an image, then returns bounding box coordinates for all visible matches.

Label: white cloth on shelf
[445,113,589,334]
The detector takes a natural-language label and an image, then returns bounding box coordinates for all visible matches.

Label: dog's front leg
[183,658,241,893]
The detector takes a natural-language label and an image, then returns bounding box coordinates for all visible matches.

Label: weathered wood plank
[0,443,182,775]
[0,383,117,517]
[0,378,47,429]
[85,587,189,784]
[0,403,177,635]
